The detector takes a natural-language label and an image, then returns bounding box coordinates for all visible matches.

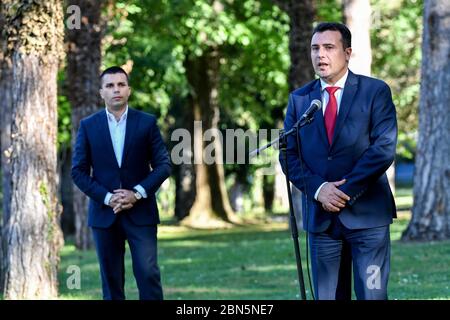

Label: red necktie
[324,86,339,145]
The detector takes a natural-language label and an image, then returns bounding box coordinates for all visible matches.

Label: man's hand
[111,189,137,214]
[317,179,351,213]
[108,193,123,214]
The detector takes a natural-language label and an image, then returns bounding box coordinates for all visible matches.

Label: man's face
[99,73,131,110]
[311,30,352,84]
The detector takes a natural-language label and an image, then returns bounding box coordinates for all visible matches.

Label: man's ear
[99,88,104,99]
[345,47,352,62]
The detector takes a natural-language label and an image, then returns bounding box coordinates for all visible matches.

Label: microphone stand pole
[250,116,314,300]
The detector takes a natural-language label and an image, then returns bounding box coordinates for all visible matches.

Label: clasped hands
[317,179,351,213]
[108,189,137,214]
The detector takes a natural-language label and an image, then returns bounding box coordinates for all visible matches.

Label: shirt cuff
[134,185,147,198]
[314,182,328,200]
[104,192,113,206]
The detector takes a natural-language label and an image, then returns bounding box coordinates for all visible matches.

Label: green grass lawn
[58,211,450,300]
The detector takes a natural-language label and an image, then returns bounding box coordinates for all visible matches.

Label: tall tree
[371,0,423,164]
[0,0,64,298]
[402,0,450,241]
[101,0,291,224]
[170,96,196,221]
[343,0,372,75]
[273,0,315,91]
[346,0,395,196]
[66,0,106,250]
[343,0,397,194]
[129,0,243,227]
[182,47,235,226]
[0,3,10,294]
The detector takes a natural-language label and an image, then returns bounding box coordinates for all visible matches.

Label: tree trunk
[402,0,450,241]
[0,5,11,294]
[59,146,75,236]
[181,49,235,228]
[343,0,372,76]
[285,0,316,92]
[174,159,196,220]
[273,0,316,220]
[170,96,196,221]
[342,0,397,195]
[66,0,105,250]
[0,3,11,293]
[263,175,275,213]
[273,0,315,92]
[0,0,64,299]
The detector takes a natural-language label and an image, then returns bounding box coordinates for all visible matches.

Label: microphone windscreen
[311,99,322,110]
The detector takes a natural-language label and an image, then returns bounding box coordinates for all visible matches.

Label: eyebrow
[311,43,336,47]
[104,81,127,86]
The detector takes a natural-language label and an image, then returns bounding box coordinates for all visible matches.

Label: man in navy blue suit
[72,66,171,300]
[281,23,397,300]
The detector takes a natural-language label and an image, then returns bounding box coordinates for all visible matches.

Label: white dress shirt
[319,70,348,115]
[107,106,128,168]
[314,70,349,200]
[103,106,147,206]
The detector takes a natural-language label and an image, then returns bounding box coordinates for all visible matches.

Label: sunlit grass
[55,184,450,300]
[57,210,450,300]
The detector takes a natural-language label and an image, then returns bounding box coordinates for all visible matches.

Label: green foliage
[316,0,343,23]
[219,2,290,128]
[55,0,425,217]
[57,95,72,149]
[100,0,292,200]
[371,0,423,160]
[101,0,291,128]
[102,2,182,119]
[57,71,72,150]
[97,0,423,162]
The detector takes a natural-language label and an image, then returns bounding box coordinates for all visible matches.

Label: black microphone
[292,99,322,129]
[301,99,322,121]
[250,100,322,158]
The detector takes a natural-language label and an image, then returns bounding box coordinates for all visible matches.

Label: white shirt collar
[106,105,128,123]
[320,69,349,91]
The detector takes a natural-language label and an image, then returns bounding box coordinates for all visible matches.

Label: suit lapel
[308,80,329,146]
[331,71,358,149]
[97,110,119,168]
[122,108,138,165]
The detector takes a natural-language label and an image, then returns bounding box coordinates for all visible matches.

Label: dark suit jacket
[72,108,171,228]
[281,70,397,233]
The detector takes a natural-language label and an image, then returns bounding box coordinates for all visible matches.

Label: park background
[0,0,448,299]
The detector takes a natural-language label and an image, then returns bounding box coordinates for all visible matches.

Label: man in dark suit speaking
[280,23,397,299]
[72,66,171,300]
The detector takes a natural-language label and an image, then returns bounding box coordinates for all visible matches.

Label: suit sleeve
[71,120,110,205]
[339,83,397,205]
[137,118,171,194]
[279,94,326,199]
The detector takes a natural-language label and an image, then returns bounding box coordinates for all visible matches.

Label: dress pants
[92,213,163,300]
[309,215,390,300]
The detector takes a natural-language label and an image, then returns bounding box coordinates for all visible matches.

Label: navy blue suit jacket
[281,71,397,233]
[72,108,171,228]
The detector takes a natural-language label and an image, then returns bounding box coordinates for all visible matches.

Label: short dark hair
[312,22,352,49]
[100,66,129,86]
